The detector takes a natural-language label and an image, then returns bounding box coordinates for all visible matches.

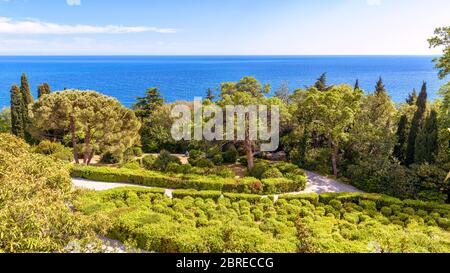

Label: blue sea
[0,56,445,108]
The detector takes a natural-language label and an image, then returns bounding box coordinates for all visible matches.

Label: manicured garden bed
[71,165,307,195]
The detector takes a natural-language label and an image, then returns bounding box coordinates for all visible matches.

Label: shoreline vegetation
[0,26,449,253]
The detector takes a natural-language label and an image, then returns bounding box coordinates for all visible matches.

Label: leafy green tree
[375,77,386,95]
[37,83,51,98]
[349,86,397,162]
[275,81,290,103]
[0,108,11,133]
[294,85,359,177]
[10,85,25,138]
[133,87,164,120]
[393,115,408,163]
[314,73,328,91]
[218,77,271,170]
[205,88,215,101]
[428,26,450,79]
[31,90,141,164]
[415,110,439,164]
[406,82,428,166]
[406,89,417,105]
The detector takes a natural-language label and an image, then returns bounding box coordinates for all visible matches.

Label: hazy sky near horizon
[0,0,449,55]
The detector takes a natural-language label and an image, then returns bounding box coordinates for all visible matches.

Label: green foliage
[10,85,24,138]
[37,83,51,99]
[133,87,164,120]
[0,133,98,252]
[71,163,306,195]
[314,73,328,91]
[0,108,11,133]
[414,110,439,164]
[33,140,73,162]
[190,158,215,168]
[393,115,408,163]
[142,155,157,170]
[153,150,182,171]
[76,188,450,253]
[212,153,224,165]
[32,90,141,165]
[222,145,239,164]
[249,163,269,179]
[428,26,450,79]
[261,167,283,179]
[406,82,428,166]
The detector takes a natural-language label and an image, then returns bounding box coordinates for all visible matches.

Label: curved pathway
[72,171,362,195]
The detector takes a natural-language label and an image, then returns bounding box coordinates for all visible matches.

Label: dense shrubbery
[33,140,73,162]
[0,134,99,252]
[75,187,450,253]
[71,164,306,194]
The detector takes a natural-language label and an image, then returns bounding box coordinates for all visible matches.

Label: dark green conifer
[375,77,386,95]
[393,115,408,163]
[10,85,25,138]
[414,110,438,164]
[314,73,327,91]
[405,82,428,165]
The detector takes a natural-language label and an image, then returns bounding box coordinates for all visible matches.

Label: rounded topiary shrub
[142,155,157,170]
[248,163,269,179]
[261,168,283,179]
[153,150,182,171]
[212,154,223,165]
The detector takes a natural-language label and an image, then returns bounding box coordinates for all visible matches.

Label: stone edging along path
[72,171,362,198]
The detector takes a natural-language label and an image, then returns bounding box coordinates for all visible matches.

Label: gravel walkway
[73,171,361,195]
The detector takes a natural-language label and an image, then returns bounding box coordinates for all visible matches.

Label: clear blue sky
[0,0,449,55]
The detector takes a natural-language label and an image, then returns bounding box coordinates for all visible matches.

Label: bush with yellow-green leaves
[75,187,450,253]
[0,133,104,253]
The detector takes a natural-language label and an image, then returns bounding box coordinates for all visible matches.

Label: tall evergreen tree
[354,79,360,91]
[20,73,34,142]
[375,77,386,95]
[314,73,327,91]
[205,88,215,101]
[414,110,439,164]
[133,87,164,120]
[393,115,408,163]
[10,85,24,138]
[406,89,417,105]
[37,83,51,98]
[405,82,428,166]
[20,73,34,105]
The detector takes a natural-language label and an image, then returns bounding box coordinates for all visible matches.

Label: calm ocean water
[0,56,445,108]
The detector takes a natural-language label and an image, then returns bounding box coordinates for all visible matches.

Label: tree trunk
[87,150,95,165]
[244,139,254,170]
[83,128,91,165]
[70,116,79,164]
[330,142,338,177]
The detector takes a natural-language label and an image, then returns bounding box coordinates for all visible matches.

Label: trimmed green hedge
[71,165,307,195]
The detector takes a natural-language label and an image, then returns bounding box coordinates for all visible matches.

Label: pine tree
[393,115,408,163]
[354,79,360,91]
[406,89,417,105]
[133,87,164,120]
[206,88,215,101]
[314,73,327,91]
[405,82,428,166]
[375,77,386,95]
[414,110,438,164]
[37,83,51,98]
[10,85,24,138]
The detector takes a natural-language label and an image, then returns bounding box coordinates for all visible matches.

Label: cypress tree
[37,83,51,98]
[314,73,327,91]
[354,79,360,91]
[414,110,438,164]
[10,85,25,138]
[20,73,34,105]
[393,115,408,163]
[20,73,34,142]
[406,89,417,105]
[405,82,428,166]
[375,77,386,95]
[206,88,215,101]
